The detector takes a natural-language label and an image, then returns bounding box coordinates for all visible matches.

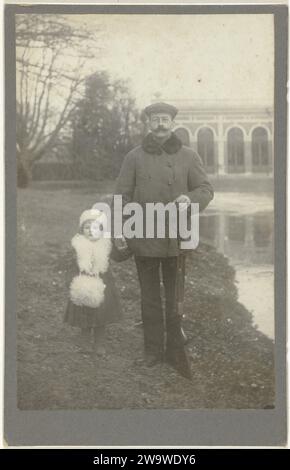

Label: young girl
[64,208,131,356]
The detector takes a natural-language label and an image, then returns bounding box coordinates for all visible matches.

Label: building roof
[152,99,273,114]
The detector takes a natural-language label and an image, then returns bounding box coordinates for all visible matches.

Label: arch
[249,124,271,139]
[251,127,270,173]
[197,127,215,173]
[173,126,191,146]
[224,124,247,140]
[194,124,218,140]
[227,127,245,173]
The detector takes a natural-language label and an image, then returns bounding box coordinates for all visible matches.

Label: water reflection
[199,211,274,266]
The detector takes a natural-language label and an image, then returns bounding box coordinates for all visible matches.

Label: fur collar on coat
[71,233,112,275]
[141,132,182,155]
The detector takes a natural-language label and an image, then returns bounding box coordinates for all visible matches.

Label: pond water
[199,192,274,340]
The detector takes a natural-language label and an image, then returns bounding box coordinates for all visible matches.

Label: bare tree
[16,14,102,186]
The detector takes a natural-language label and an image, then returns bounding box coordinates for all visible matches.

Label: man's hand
[174,194,191,211]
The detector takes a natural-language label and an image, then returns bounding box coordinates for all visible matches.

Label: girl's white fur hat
[79,208,106,228]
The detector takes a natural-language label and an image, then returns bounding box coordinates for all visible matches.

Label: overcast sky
[21,14,273,111]
[69,14,274,109]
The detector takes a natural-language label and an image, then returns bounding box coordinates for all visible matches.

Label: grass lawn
[17,181,275,409]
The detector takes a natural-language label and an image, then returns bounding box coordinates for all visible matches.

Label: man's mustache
[154,126,167,132]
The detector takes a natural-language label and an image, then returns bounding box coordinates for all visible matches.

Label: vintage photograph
[16,12,275,410]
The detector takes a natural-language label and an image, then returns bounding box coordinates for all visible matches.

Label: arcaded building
[170,100,273,177]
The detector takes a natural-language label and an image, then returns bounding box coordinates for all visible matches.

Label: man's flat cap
[144,102,178,119]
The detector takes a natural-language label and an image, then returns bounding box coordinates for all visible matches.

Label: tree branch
[28,50,59,142]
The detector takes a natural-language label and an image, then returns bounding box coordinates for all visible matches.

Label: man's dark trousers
[135,256,183,359]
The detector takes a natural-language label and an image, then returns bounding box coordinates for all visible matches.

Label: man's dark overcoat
[114,132,214,257]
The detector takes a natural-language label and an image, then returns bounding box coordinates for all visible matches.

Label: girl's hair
[79,219,103,235]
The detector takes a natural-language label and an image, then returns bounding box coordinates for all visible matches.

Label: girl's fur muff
[69,234,112,309]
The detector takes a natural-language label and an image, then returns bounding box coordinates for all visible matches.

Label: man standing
[114,102,214,376]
